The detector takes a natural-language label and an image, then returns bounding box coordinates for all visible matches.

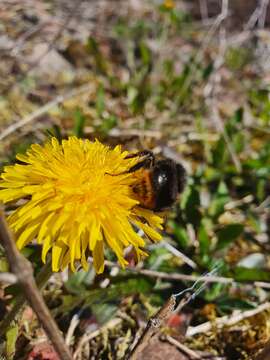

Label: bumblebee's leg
[125,150,155,173]
[124,150,154,161]
[106,150,154,176]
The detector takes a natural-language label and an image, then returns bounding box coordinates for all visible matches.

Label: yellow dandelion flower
[163,0,175,10]
[0,137,163,273]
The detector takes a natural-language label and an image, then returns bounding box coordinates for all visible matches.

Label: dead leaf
[27,343,60,360]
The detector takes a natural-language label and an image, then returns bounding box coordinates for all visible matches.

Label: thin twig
[0,83,94,141]
[0,272,17,284]
[0,209,72,360]
[244,0,269,30]
[258,0,269,28]
[100,259,270,289]
[224,195,254,210]
[127,295,177,360]
[162,241,198,269]
[165,334,201,359]
[73,318,122,359]
[255,196,270,212]
[65,313,80,346]
[107,128,162,139]
[100,259,233,284]
[186,302,270,337]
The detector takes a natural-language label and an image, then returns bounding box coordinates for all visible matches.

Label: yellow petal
[132,219,162,242]
[37,213,55,243]
[89,216,101,251]
[93,240,104,274]
[16,223,40,249]
[52,243,67,272]
[42,236,52,263]
[61,250,71,271]
[0,188,26,202]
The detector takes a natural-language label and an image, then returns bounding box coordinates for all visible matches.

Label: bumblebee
[124,150,186,211]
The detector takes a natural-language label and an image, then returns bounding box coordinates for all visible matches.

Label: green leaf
[225,47,252,71]
[106,276,154,297]
[198,218,211,256]
[257,178,267,201]
[230,107,243,125]
[59,295,81,314]
[204,282,225,301]
[172,223,189,249]
[58,276,155,316]
[139,41,152,68]
[98,114,118,135]
[208,182,230,219]
[65,269,93,294]
[211,137,229,168]
[45,124,63,142]
[87,36,107,73]
[6,323,19,358]
[163,59,174,78]
[202,62,214,80]
[217,181,229,196]
[96,84,105,116]
[91,303,118,325]
[208,196,228,219]
[181,186,201,228]
[216,224,243,250]
[84,276,154,307]
[73,108,86,137]
[146,247,169,269]
[233,267,270,282]
[4,284,21,298]
[216,297,255,313]
[0,257,8,272]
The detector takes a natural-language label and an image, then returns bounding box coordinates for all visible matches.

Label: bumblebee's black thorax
[152,159,186,211]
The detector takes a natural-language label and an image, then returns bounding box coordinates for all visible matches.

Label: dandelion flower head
[163,0,175,9]
[0,137,163,273]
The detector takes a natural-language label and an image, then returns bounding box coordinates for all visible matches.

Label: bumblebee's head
[176,163,186,194]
